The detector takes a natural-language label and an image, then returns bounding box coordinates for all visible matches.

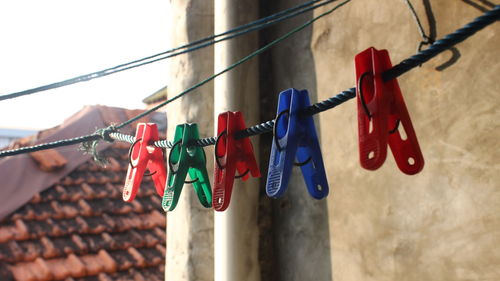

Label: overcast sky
[0,0,170,130]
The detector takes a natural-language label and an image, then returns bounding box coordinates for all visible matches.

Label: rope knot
[98,125,117,143]
[80,125,119,166]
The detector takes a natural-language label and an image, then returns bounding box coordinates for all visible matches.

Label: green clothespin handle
[162,124,212,211]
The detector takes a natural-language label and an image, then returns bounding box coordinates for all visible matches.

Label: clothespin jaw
[266,88,329,199]
[213,111,261,211]
[123,123,167,202]
[355,47,424,174]
[162,124,212,211]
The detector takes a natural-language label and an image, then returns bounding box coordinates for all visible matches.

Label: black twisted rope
[0,6,498,157]
[301,87,357,116]
[383,5,499,81]
[0,134,100,157]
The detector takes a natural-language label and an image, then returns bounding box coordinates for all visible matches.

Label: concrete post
[165,1,214,281]
[259,1,333,280]
[213,2,261,281]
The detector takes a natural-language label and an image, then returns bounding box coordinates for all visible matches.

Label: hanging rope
[0,0,339,102]
[0,5,498,158]
[403,0,434,51]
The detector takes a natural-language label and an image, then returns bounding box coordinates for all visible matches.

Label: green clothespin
[162,123,212,211]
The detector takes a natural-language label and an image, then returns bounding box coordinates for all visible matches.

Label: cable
[383,5,499,81]
[0,0,337,102]
[193,5,500,147]
[114,0,351,130]
[0,134,101,157]
[403,0,434,51]
[0,4,498,158]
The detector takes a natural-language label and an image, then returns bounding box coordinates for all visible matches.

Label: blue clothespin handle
[266,88,329,199]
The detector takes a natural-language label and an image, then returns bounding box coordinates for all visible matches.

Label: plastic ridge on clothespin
[213,111,261,211]
[355,47,424,175]
[266,88,329,199]
[162,123,212,211]
[123,123,167,202]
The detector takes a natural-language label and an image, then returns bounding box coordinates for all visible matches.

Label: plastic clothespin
[123,123,167,202]
[213,111,261,211]
[355,47,424,174]
[266,88,329,199]
[162,123,212,211]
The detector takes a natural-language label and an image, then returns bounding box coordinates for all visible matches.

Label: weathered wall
[164,1,499,280]
[309,1,500,280]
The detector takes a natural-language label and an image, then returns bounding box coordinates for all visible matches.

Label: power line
[114,0,352,130]
[0,4,498,158]
[0,0,338,102]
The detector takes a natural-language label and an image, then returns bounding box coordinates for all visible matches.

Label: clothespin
[123,123,167,202]
[162,123,212,211]
[266,88,329,199]
[213,111,261,211]
[355,47,424,174]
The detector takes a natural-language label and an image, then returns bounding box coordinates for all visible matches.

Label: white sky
[0,0,170,130]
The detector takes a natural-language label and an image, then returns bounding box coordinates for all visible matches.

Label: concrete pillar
[213,2,261,281]
[165,1,214,281]
[259,1,333,280]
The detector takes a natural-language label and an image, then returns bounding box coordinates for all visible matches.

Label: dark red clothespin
[213,111,261,211]
[355,47,424,175]
[123,123,167,202]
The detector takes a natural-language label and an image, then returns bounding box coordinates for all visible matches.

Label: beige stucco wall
[310,1,499,280]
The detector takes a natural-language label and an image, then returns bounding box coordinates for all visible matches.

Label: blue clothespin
[266,88,329,199]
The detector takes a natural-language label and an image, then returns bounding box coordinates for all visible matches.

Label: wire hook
[357,71,373,119]
[273,108,313,167]
[168,139,204,184]
[215,129,250,179]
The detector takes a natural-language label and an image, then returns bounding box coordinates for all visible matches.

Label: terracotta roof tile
[17,240,45,262]
[40,237,59,260]
[0,141,166,280]
[29,193,42,204]
[63,185,87,202]
[107,231,141,250]
[0,241,23,263]
[30,149,68,172]
[78,254,103,277]
[0,261,14,280]
[136,247,163,267]
[140,266,165,281]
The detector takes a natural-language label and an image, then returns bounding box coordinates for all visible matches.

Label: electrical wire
[0,4,498,158]
[114,0,351,130]
[0,0,338,102]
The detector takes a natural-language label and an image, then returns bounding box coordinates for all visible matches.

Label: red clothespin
[355,47,424,175]
[213,111,261,211]
[123,123,167,202]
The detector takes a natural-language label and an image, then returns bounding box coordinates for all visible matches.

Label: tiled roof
[0,142,166,281]
[142,86,167,105]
